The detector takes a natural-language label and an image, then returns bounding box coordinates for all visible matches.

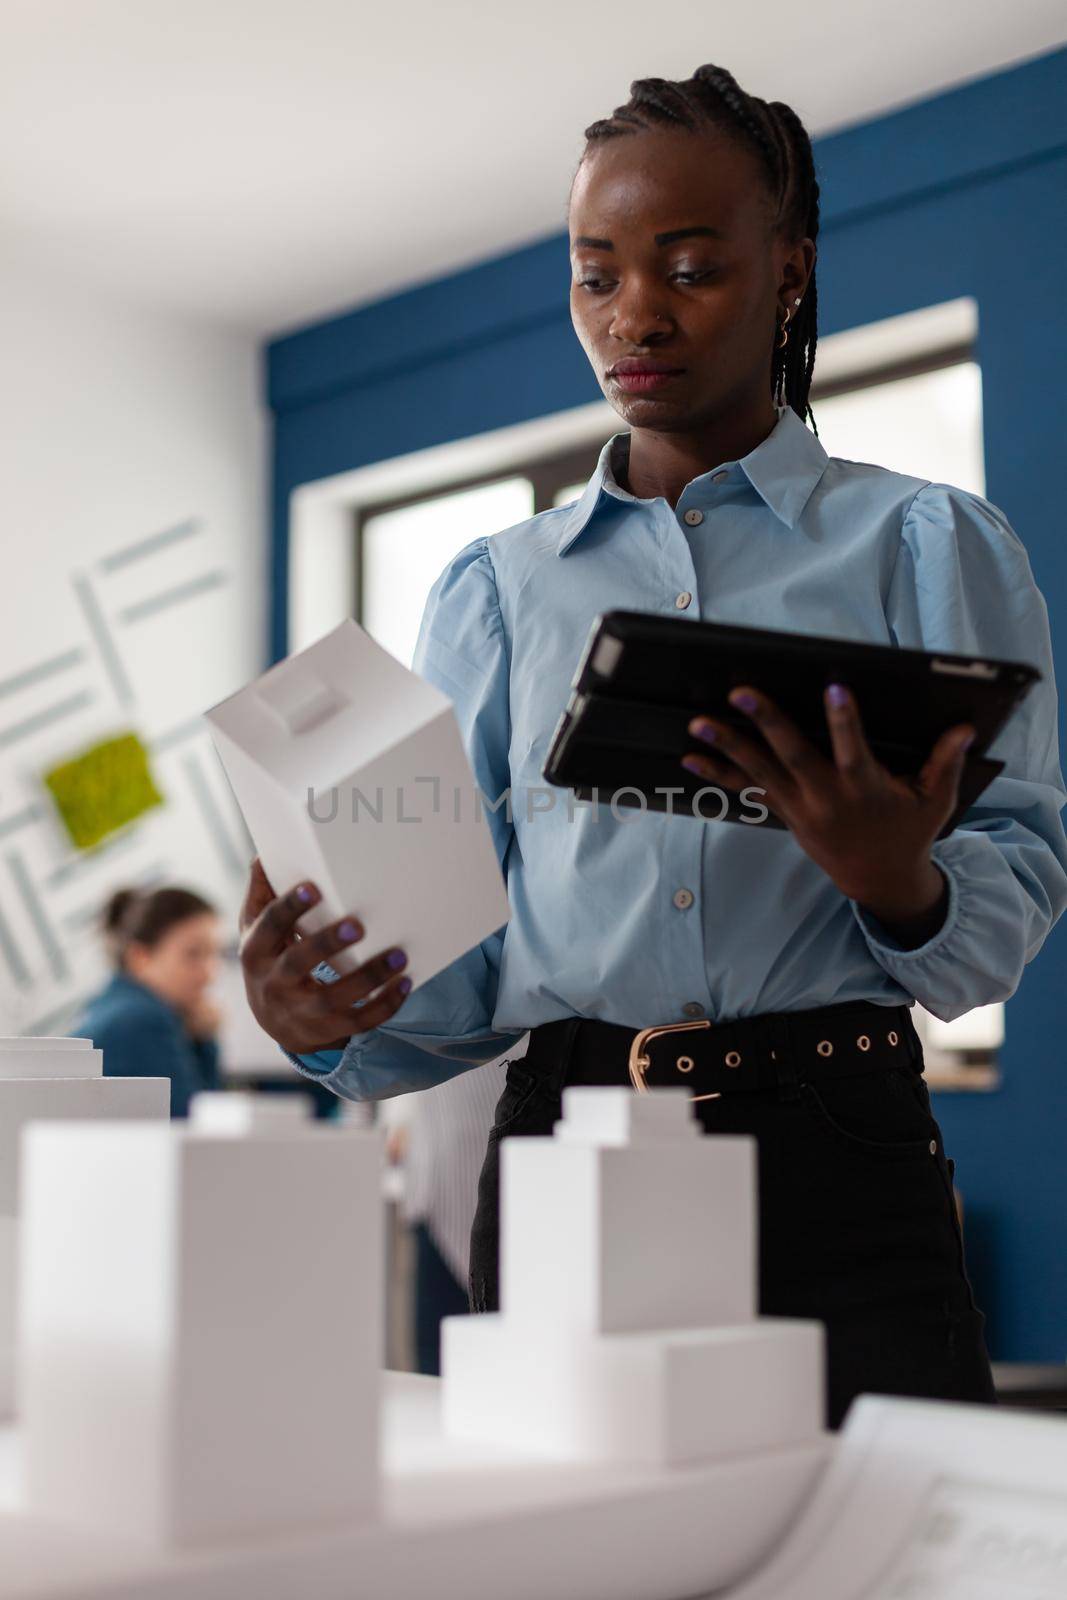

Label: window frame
[350,444,609,626]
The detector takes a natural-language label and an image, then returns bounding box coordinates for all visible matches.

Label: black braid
[577,64,820,435]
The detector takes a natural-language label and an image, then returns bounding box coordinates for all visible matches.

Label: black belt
[527,999,922,1105]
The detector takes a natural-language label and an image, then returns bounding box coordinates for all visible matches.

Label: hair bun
[102,887,141,934]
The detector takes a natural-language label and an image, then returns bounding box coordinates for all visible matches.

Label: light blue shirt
[287,402,1067,1101]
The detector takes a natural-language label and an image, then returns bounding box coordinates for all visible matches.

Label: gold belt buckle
[628,1019,720,1102]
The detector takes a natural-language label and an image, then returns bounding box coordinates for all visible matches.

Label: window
[810,359,984,495]
[808,314,1000,1089]
[353,443,610,667]
[360,478,533,669]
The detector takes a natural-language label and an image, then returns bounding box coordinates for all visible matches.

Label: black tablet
[541,610,1042,839]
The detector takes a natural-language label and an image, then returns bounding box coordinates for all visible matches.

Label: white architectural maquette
[17,1091,384,1547]
[0,1036,167,1420]
[4,1081,1065,1598]
[442,1086,826,1463]
[203,617,512,987]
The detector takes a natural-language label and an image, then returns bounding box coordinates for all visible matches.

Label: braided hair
[576,64,820,434]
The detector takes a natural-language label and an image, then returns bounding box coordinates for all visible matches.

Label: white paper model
[203,618,511,989]
[17,1091,384,1547]
[442,1086,825,1463]
[0,1036,167,1420]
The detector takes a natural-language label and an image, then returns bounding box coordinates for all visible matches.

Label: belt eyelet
[676,1056,694,1073]
[888,1031,899,1046]
[724,1050,742,1068]
[856,1034,870,1051]
[816,1039,833,1056]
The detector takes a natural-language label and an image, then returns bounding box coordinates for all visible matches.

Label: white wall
[0,251,268,1036]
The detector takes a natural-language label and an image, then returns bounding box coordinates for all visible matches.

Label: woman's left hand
[681,682,976,923]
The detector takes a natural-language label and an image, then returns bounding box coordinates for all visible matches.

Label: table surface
[0,1370,830,1600]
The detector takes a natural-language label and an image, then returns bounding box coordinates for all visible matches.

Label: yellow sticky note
[43,732,165,850]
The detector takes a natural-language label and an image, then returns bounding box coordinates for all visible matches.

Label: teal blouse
[71,970,221,1118]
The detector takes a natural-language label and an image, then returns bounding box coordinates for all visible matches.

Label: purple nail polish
[681,755,704,774]
[397,977,412,996]
[338,920,360,942]
[695,724,718,744]
[296,884,316,904]
[731,692,757,713]
[827,683,849,706]
[387,949,407,970]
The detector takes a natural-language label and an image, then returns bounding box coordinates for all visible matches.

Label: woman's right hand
[238,857,412,1054]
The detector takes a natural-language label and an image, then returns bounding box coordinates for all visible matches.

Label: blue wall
[267,49,1067,1360]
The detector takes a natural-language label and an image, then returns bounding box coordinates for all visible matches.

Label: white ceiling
[2,1,1064,337]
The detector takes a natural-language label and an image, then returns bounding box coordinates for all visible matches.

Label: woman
[237,64,1067,1427]
[72,886,223,1118]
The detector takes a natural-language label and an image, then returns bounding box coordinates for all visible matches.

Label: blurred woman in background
[71,886,223,1117]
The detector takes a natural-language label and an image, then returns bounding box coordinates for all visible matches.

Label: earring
[777,296,803,348]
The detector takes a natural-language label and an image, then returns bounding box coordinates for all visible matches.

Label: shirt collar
[556,403,829,557]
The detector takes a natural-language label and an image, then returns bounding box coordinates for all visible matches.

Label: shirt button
[712,470,728,482]
[675,591,692,609]
[683,508,704,526]
[673,887,694,910]
[682,1001,705,1018]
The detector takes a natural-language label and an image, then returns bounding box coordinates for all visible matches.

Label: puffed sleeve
[848,482,1067,1022]
[284,536,526,1101]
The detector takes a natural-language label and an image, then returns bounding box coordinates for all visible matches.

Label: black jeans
[468,1007,996,1431]
[412,1221,469,1377]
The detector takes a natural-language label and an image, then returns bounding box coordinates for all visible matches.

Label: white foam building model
[5,1083,1067,1600]
[16,1091,384,1548]
[442,1086,825,1464]
[203,617,511,988]
[0,1036,167,1419]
